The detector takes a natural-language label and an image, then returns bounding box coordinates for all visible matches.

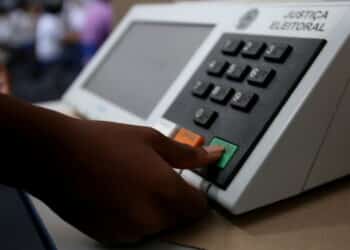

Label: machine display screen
[84,22,213,119]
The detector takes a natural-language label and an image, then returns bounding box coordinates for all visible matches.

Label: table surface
[32,171,350,250]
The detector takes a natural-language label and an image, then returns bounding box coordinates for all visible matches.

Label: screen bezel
[63,4,219,126]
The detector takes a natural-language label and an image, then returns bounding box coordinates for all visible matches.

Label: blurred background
[0,0,170,102]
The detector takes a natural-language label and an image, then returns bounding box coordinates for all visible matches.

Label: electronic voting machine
[63,1,350,214]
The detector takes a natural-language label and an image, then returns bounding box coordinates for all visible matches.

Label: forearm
[0,95,77,196]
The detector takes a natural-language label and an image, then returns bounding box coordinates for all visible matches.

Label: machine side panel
[305,77,350,190]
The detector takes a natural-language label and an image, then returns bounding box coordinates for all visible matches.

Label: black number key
[247,67,275,87]
[231,90,258,112]
[264,43,292,63]
[192,80,214,98]
[207,60,229,77]
[194,107,218,128]
[226,63,251,82]
[241,41,266,59]
[210,85,234,104]
[222,39,244,56]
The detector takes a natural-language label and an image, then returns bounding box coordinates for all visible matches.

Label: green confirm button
[210,137,239,169]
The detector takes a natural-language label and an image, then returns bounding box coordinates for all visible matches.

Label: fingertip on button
[204,145,225,154]
[204,145,225,164]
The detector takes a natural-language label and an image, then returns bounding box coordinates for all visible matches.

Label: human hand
[0,65,10,95]
[37,120,223,245]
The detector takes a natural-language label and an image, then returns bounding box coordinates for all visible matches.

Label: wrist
[24,113,81,200]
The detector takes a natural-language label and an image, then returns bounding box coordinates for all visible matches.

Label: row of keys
[207,60,275,87]
[193,93,258,129]
[222,39,292,63]
[192,81,258,112]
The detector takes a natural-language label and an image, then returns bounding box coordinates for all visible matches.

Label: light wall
[112,0,171,24]
[111,0,295,24]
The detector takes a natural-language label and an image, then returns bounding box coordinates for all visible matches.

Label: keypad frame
[165,34,326,188]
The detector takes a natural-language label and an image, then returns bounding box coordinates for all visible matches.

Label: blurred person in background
[9,0,40,75]
[82,0,113,63]
[62,0,87,68]
[0,1,13,50]
[9,0,38,55]
[64,0,86,35]
[36,0,65,67]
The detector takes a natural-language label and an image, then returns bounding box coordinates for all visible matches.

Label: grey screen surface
[84,22,213,119]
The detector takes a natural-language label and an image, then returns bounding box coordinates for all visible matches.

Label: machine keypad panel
[166,34,326,188]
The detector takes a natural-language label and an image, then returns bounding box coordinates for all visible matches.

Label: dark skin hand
[0,65,10,94]
[0,95,224,244]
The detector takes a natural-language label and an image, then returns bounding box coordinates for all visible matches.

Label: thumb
[152,135,224,169]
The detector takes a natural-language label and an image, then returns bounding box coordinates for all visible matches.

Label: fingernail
[204,145,225,154]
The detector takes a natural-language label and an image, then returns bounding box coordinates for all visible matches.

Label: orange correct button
[173,128,205,147]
